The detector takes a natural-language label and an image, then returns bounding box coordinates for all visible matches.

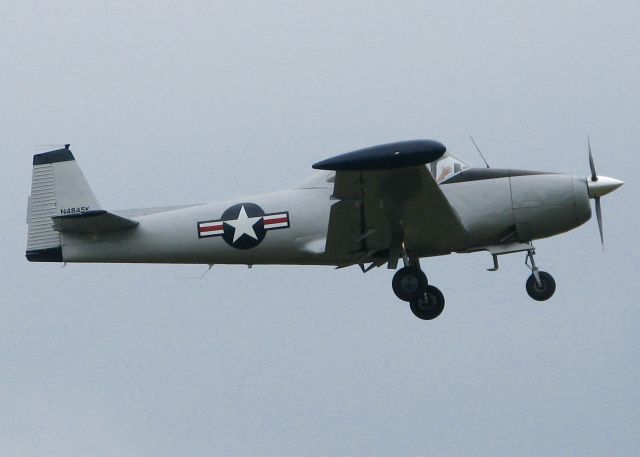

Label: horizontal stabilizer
[52,210,139,234]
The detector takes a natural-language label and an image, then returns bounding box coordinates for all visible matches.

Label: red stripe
[264,217,288,225]
[199,224,224,233]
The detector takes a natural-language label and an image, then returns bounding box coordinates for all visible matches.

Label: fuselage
[60,167,592,266]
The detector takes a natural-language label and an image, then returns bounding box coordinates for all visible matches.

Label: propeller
[588,139,597,180]
[588,138,603,246]
[585,138,624,249]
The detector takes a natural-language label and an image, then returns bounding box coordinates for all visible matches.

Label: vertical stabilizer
[26,146,102,262]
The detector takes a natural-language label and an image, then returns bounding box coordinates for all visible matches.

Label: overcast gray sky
[1,1,639,456]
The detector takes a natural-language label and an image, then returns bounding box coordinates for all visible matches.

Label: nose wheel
[524,249,556,301]
[526,271,556,301]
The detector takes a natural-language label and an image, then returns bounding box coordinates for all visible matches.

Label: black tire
[526,271,556,301]
[392,266,428,302]
[410,285,445,320]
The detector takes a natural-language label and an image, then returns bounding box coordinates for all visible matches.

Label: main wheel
[392,266,428,302]
[526,271,556,301]
[410,285,445,320]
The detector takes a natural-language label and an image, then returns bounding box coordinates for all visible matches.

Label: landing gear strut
[391,251,446,320]
[524,249,556,301]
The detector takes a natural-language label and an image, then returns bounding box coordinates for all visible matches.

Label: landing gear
[526,271,556,301]
[524,248,556,301]
[390,251,445,319]
[410,285,445,320]
[485,242,557,302]
[392,266,428,301]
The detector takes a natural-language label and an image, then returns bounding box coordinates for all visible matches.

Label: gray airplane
[25,140,623,320]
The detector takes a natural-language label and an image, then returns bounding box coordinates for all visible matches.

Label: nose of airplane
[587,176,624,198]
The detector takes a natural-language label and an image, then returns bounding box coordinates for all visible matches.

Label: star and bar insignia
[197,203,290,249]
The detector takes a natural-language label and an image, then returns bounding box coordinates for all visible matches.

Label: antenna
[469,136,490,168]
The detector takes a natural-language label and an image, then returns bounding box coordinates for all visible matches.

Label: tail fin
[26,146,104,262]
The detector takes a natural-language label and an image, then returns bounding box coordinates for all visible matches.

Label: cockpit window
[430,152,469,183]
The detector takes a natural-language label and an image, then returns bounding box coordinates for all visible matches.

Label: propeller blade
[595,196,604,249]
[588,137,597,181]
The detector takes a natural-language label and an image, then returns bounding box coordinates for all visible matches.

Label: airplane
[25,139,623,320]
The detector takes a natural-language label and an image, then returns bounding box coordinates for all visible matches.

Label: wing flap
[52,210,139,234]
[325,199,365,255]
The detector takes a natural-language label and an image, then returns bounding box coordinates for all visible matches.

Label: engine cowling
[510,174,591,241]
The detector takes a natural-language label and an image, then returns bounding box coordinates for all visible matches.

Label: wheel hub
[415,294,435,311]
[400,276,420,293]
[533,282,547,292]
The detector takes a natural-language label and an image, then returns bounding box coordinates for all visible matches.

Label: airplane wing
[313,140,468,266]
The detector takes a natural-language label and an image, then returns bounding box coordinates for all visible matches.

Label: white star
[225,205,262,243]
